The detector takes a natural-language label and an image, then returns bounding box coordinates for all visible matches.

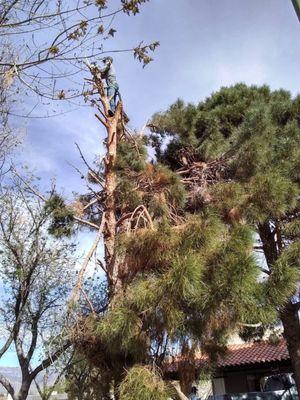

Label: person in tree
[100,56,120,116]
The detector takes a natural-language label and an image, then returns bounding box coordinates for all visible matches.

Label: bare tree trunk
[16,380,31,400]
[259,223,300,395]
[85,62,124,296]
[104,109,122,293]
[280,301,300,395]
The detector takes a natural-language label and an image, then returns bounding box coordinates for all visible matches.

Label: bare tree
[0,175,76,400]
[0,0,158,108]
[34,355,74,400]
[0,44,22,180]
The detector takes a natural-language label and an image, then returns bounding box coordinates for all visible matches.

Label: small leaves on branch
[97,24,105,34]
[94,0,107,7]
[108,28,117,37]
[57,90,66,100]
[122,0,150,15]
[133,41,160,67]
[49,45,59,55]
[68,21,89,40]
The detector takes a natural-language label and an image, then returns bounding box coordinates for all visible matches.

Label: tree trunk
[16,380,31,400]
[280,301,300,395]
[89,63,123,295]
[258,222,300,395]
[104,112,120,292]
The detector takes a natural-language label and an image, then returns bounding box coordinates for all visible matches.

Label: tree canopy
[149,82,300,392]
[64,83,300,398]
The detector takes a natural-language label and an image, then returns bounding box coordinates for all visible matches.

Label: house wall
[224,371,250,393]
[213,378,226,395]
[214,362,293,395]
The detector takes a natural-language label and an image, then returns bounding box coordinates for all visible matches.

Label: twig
[75,142,104,185]
[95,113,108,128]
[69,212,106,305]
[11,168,47,202]
[80,287,95,314]
[73,216,100,230]
[127,205,154,232]
[238,322,262,328]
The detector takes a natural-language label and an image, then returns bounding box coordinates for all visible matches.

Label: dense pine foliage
[66,84,300,398]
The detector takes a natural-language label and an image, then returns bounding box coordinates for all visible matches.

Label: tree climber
[100,56,121,116]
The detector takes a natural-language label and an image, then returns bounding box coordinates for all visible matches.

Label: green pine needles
[44,194,75,238]
[72,83,300,396]
[119,365,172,400]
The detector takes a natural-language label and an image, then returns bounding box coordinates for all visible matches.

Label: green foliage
[78,211,267,378]
[282,218,300,240]
[264,241,300,308]
[116,177,143,212]
[156,164,187,208]
[246,173,298,222]
[150,83,300,225]
[145,83,300,367]
[119,223,180,275]
[211,174,298,224]
[96,304,148,362]
[150,100,198,166]
[116,139,147,173]
[102,215,262,360]
[150,84,300,175]
[77,83,300,396]
[119,365,172,400]
[44,194,75,238]
[195,224,262,340]
[65,358,111,400]
[210,182,247,222]
[115,136,186,218]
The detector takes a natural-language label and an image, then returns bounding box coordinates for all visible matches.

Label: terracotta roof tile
[216,340,289,368]
[167,340,290,373]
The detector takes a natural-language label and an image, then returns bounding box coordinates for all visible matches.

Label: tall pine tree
[149,83,300,394]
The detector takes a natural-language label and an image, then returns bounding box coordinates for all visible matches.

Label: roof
[167,340,290,372]
[216,340,289,368]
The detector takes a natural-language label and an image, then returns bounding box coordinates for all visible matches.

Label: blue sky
[13,0,300,194]
[2,0,300,368]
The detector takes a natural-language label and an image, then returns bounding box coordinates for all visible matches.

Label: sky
[13,0,300,195]
[2,0,300,368]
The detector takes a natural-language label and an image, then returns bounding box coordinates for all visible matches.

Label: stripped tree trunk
[87,63,123,295]
[103,107,122,293]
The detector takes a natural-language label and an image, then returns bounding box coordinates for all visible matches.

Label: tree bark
[87,62,124,295]
[280,301,300,395]
[104,108,122,293]
[16,380,31,400]
[258,222,300,395]
[0,372,15,399]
